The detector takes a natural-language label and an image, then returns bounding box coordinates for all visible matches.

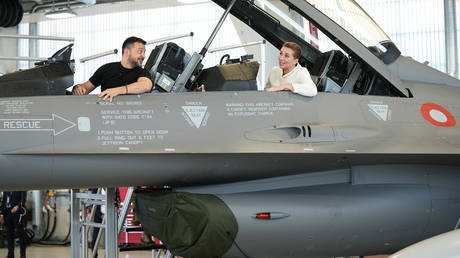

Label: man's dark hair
[122,36,146,51]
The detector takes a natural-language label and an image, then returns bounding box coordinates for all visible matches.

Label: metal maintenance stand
[71,187,173,258]
[153,250,174,258]
[70,188,120,258]
[91,187,136,258]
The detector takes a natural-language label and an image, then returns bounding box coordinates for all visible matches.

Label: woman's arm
[266,67,318,97]
[290,68,317,97]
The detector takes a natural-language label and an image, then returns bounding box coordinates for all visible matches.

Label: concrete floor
[0,245,156,258]
[0,246,390,258]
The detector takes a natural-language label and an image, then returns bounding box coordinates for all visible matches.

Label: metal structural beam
[117,187,135,234]
[146,32,194,45]
[444,0,458,78]
[70,189,81,258]
[208,40,266,53]
[80,49,118,63]
[29,23,39,68]
[105,187,119,258]
[0,56,47,61]
[0,34,75,42]
[31,191,43,238]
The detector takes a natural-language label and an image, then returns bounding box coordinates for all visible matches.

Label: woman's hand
[266,83,294,92]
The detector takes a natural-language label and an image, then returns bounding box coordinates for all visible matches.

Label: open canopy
[211,0,407,97]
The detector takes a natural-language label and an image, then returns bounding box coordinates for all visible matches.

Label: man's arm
[0,193,3,213]
[10,191,26,214]
[98,76,153,102]
[72,81,96,95]
[0,193,3,222]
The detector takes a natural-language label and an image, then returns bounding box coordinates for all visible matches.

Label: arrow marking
[0,114,76,136]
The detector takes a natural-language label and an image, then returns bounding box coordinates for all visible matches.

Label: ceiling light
[45,8,77,19]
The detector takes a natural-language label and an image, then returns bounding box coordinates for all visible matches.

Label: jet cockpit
[145,0,410,98]
[212,0,409,97]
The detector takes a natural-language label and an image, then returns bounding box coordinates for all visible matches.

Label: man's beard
[128,56,141,67]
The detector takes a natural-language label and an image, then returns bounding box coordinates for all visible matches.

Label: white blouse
[265,64,318,97]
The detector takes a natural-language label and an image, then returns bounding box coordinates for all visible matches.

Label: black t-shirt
[89,62,151,91]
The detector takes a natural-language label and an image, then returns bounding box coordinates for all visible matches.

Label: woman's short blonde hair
[282,42,301,59]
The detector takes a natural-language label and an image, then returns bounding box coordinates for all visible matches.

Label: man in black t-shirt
[72,36,153,102]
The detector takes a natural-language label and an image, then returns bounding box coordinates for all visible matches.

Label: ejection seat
[309,50,353,94]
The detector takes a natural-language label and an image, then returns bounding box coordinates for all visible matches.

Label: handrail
[209,40,266,53]
[146,32,194,45]
[80,49,118,63]
[0,34,75,42]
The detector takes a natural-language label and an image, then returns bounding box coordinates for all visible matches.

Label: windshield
[255,0,392,53]
[305,0,391,50]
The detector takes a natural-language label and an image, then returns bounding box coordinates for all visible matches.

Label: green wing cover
[136,191,238,258]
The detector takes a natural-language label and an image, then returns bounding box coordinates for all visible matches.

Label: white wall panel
[0,27,19,74]
[357,0,449,73]
[16,1,459,83]
[22,2,250,87]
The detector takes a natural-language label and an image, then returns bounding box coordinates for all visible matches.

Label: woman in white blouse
[265,42,318,97]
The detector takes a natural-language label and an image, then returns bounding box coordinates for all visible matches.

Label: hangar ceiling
[1,0,188,28]
[18,0,181,14]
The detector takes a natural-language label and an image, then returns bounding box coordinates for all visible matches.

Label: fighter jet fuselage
[0,0,459,257]
[0,85,458,190]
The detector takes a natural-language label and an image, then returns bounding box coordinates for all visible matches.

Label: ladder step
[82,199,106,205]
[82,222,106,229]
[75,193,107,200]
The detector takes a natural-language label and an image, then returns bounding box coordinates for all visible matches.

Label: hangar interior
[0,0,459,258]
[1,0,459,81]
